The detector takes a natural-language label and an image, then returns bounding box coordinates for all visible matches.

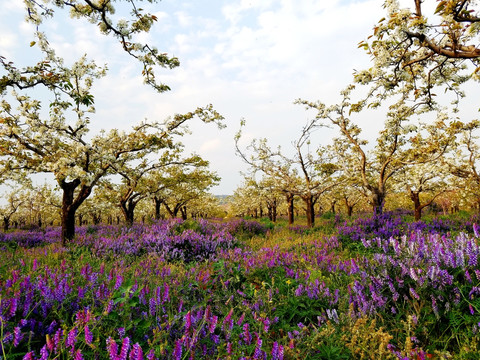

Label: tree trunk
[347,205,354,217]
[164,203,182,219]
[120,199,135,226]
[343,196,355,217]
[271,199,277,222]
[302,195,315,228]
[285,193,294,225]
[92,212,101,225]
[61,180,80,245]
[410,191,422,221]
[180,206,187,220]
[3,216,9,232]
[330,200,336,214]
[371,189,385,215]
[153,197,162,220]
[60,179,93,245]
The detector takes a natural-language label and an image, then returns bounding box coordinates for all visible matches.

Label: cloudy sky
[1,0,395,194]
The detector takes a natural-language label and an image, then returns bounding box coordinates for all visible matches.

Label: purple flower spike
[66,327,78,348]
[473,223,480,238]
[146,349,157,360]
[173,339,182,360]
[13,327,24,347]
[242,323,252,345]
[409,288,420,300]
[119,337,131,360]
[84,325,93,345]
[107,337,119,360]
[272,341,284,360]
[22,351,35,360]
[208,315,218,334]
[39,345,49,360]
[184,311,192,332]
[253,335,263,359]
[129,343,144,360]
[74,349,84,360]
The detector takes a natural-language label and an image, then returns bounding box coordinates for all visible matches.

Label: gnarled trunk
[120,198,136,226]
[153,197,162,220]
[410,191,422,221]
[267,199,277,222]
[3,216,10,232]
[302,195,315,228]
[180,205,187,220]
[60,179,92,245]
[370,189,385,215]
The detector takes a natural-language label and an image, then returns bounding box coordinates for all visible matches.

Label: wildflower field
[1,213,480,360]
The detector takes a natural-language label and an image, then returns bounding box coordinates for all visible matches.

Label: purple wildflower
[465,269,472,283]
[114,275,123,290]
[119,337,131,360]
[271,341,284,360]
[84,324,93,345]
[13,326,24,347]
[208,315,218,334]
[66,327,78,348]
[409,288,420,300]
[237,312,245,326]
[184,311,192,332]
[222,308,234,338]
[39,345,49,360]
[129,343,144,360]
[146,349,157,360]
[22,352,35,360]
[2,332,13,344]
[74,349,84,360]
[242,323,252,345]
[172,339,182,360]
[252,335,263,359]
[53,328,63,353]
[107,337,118,360]
[473,223,480,238]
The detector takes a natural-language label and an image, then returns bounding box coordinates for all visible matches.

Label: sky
[0,0,425,195]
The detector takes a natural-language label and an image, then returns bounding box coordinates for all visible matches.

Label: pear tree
[146,163,220,220]
[0,52,222,243]
[355,0,480,112]
[235,119,339,227]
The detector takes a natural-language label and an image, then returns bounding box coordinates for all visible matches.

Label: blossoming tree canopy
[355,0,480,110]
[3,0,179,93]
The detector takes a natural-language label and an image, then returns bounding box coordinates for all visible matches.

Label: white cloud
[0,31,17,58]
[200,138,222,152]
